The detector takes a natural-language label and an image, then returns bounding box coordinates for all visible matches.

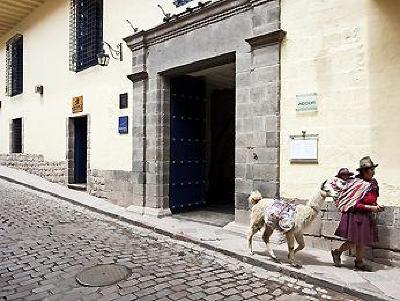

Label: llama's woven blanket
[265,199,297,232]
[330,177,372,213]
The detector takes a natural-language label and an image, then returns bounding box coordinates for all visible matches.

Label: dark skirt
[335,210,378,245]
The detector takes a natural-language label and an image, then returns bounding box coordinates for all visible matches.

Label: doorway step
[67,183,87,191]
[173,209,234,227]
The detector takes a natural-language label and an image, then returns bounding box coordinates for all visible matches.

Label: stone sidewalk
[0,166,399,301]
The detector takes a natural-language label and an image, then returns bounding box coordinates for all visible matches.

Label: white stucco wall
[0,0,208,171]
[367,0,400,206]
[280,0,400,205]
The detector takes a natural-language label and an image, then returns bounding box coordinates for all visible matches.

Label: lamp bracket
[103,41,123,61]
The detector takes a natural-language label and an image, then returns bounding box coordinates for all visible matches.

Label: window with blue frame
[6,34,23,97]
[69,0,103,72]
[173,0,193,7]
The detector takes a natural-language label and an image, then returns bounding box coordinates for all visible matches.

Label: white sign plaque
[296,93,318,112]
[290,137,318,163]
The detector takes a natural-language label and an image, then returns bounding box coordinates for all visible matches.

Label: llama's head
[320,180,339,199]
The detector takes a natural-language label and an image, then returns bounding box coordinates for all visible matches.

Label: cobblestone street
[0,179,358,301]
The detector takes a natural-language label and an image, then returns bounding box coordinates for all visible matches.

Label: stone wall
[88,169,134,207]
[303,200,400,266]
[0,154,66,184]
[0,155,135,207]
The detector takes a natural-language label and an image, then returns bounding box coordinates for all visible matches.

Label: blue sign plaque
[173,0,193,7]
[118,116,128,134]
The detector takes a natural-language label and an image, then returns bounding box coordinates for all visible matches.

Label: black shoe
[331,250,342,267]
[355,260,373,272]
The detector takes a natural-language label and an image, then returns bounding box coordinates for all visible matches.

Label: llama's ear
[320,180,327,190]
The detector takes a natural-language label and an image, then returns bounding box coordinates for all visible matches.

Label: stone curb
[0,174,394,301]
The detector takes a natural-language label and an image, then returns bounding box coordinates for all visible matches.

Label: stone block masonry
[303,200,400,266]
[0,155,134,208]
[88,169,134,207]
[0,154,66,184]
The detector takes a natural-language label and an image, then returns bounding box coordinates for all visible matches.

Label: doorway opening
[68,116,88,190]
[11,118,23,154]
[169,62,236,225]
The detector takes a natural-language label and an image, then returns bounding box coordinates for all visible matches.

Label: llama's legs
[286,232,301,267]
[247,225,259,255]
[261,225,279,262]
[294,232,305,254]
[336,241,354,253]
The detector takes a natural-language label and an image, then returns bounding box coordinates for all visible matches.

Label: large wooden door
[169,76,206,213]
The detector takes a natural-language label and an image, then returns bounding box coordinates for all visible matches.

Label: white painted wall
[280,0,400,205]
[0,0,214,171]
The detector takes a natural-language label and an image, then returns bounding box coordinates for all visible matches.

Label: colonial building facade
[0,0,283,221]
[123,0,283,220]
[0,0,189,205]
[1,0,399,262]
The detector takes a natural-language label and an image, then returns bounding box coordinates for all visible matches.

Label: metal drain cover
[76,264,131,287]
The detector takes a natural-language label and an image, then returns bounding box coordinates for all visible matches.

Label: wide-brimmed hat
[356,156,379,171]
[336,168,354,178]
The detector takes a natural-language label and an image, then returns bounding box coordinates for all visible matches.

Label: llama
[247,180,338,267]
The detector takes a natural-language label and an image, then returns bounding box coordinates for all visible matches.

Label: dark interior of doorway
[11,118,23,154]
[69,116,88,189]
[169,63,235,225]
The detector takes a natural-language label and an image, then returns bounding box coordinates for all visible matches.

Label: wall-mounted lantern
[35,85,44,95]
[97,51,110,67]
[97,41,123,67]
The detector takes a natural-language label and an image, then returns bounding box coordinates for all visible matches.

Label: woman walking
[331,156,384,271]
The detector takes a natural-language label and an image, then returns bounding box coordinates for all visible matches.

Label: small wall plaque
[118,116,128,134]
[119,93,128,109]
[289,134,318,163]
[296,93,318,112]
[72,96,83,114]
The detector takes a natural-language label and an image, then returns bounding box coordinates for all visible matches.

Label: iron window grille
[6,35,23,97]
[11,118,23,154]
[173,0,193,7]
[69,0,103,72]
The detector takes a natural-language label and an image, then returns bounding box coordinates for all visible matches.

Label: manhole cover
[76,264,131,287]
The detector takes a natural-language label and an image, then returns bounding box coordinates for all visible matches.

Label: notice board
[289,135,318,163]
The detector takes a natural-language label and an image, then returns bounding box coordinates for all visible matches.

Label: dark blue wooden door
[74,117,87,184]
[170,76,206,213]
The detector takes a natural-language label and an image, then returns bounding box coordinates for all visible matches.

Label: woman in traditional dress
[331,156,384,271]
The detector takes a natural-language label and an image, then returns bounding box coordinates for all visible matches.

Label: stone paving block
[169,291,189,300]
[134,287,155,297]
[24,292,53,301]
[118,279,140,288]
[115,293,137,301]
[100,292,121,300]
[138,279,156,289]
[225,295,245,301]
[119,285,140,295]
[6,290,31,300]
[188,292,208,300]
